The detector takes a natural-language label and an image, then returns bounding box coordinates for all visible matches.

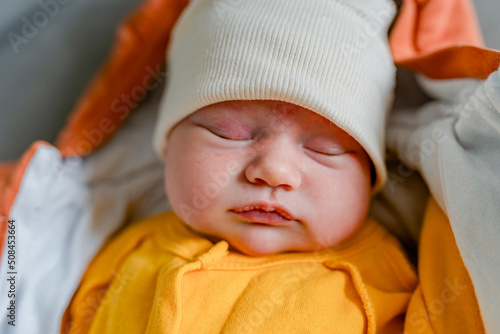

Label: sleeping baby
[62,0,421,332]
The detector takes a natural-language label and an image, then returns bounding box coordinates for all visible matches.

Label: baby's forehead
[197,100,337,128]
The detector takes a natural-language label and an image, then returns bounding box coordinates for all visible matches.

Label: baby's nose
[244,137,301,190]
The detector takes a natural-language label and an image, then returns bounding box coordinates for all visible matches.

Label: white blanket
[387,68,500,333]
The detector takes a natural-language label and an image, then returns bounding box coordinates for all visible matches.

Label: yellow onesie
[61,198,483,333]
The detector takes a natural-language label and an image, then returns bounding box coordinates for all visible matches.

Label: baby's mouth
[231,204,295,225]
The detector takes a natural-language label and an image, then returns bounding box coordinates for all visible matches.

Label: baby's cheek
[165,162,226,224]
[307,167,370,246]
[163,165,182,208]
[164,176,200,225]
[163,157,196,214]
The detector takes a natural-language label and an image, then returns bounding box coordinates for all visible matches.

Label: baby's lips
[231,202,297,221]
[232,209,292,226]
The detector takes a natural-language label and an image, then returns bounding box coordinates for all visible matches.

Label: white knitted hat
[153,0,397,192]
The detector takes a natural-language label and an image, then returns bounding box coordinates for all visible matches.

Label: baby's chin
[201,229,335,256]
[224,232,315,256]
[198,229,292,256]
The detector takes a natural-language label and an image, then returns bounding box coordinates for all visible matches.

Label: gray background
[1,0,499,161]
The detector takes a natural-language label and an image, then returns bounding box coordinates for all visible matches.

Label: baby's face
[164,101,372,255]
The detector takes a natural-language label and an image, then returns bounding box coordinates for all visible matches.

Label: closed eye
[197,124,252,141]
[305,146,346,156]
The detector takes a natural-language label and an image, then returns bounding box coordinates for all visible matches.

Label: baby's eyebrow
[197,106,252,133]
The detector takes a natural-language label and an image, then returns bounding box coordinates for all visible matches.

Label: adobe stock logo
[7,0,72,54]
